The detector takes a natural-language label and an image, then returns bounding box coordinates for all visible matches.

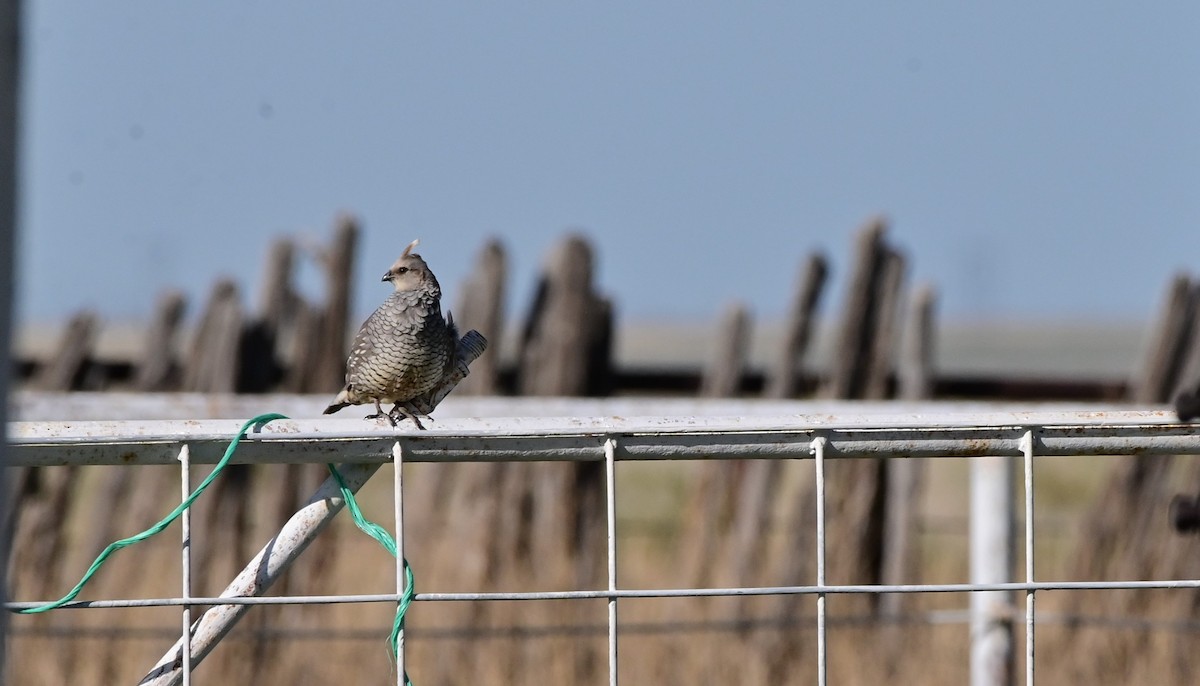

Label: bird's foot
[387,405,426,430]
[364,412,399,427]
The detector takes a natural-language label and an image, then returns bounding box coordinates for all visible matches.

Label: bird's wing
[346,295,427,374]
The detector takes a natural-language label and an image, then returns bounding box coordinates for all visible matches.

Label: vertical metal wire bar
[178,444,192,686]
[393,440,405,686]
[1021,430,1035,686]
[811,435,828,686]
[604,438,619,686]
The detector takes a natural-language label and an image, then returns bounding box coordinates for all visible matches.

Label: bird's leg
[388,403,426,430]
[401,401,435,425]
[365,399,398,426]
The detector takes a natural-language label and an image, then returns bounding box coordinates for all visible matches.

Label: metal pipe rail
[5,406,1199,686]
[8,409,1198,466]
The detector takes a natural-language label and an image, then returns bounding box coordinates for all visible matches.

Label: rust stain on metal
[960,439,994,456]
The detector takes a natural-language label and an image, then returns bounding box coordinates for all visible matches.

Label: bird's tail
[323,388,352,415]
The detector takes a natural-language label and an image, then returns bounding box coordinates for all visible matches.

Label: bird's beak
[381,271,392,282]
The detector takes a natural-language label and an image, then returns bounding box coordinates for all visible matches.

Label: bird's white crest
[401,239,420,258]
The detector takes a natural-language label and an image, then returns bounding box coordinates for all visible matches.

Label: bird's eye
[397,267,409,274]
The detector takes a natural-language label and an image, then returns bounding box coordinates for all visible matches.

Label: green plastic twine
[14,412,289,615]
[327,463,415,686]
[14,413,414,683]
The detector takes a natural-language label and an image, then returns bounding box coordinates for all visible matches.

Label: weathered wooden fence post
[314,214,359,392]
[418,238,509,684]
[863,248,907,399]
[880,284,937,618]
[240,237,304,393]
[765,252,828,399]
[455,238,507,395]
[517,233,612,396]
[721,252,827,639]
[1047,272,1200,683]
[33,310,99,391]
[701,301,751,397]
[737,219,914,682]
[822,218,887,399]
[134,290,187,391]
[1171,280,1200,419]
[1131,272,1195,404]
[679,296,754,661]
[817,218,906,608]
[691,298,753,621]
[694,300,756,639]
[512,233,612,683]
[257,236,300,335]
[183,279,243,393]
[281,303,323,393]
[897,284,937,401]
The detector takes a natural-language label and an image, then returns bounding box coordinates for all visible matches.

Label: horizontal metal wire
[10,578,1200,612]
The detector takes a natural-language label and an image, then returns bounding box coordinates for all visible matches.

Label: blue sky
[16,2,1200,325]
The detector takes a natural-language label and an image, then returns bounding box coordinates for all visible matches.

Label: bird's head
[382,239,440,294]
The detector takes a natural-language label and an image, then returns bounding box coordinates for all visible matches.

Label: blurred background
[18,2,1200,327]
[7,2,1200,685]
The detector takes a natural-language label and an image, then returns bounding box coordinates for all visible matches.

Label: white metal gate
[5,399,1198,685]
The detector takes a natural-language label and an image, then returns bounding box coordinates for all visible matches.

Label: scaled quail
[323,239,458,428]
